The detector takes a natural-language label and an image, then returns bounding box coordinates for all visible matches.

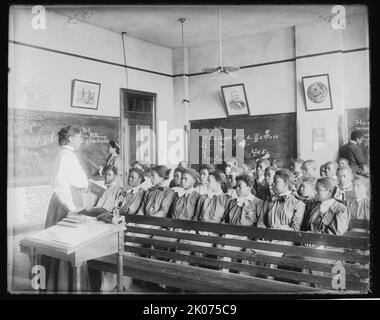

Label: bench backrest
[123,215,370,293]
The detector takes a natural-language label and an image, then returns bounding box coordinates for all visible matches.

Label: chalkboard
[189,112,297,170]
[346,108,369,163]
[8,108,119,187]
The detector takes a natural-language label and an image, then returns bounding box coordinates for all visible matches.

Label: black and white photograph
[221,83,250,116]
[71,79,101,110]
[7,4,372,299]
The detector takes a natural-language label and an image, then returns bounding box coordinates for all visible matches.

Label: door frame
[119,88,157,187]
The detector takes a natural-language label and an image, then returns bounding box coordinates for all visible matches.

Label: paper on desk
[28,222,110,247]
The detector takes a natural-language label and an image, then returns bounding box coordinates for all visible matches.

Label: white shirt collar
[126,185,142,194]
[320,198,335,213]
[350,140,357,145]
[62,145,75,152]
[277,190,292,197]
[206,189,223,198]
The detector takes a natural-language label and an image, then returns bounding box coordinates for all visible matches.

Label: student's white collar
[350,140,357,145]
[126,185,142,194]
[62,145,75,151]
[206,189,223,198]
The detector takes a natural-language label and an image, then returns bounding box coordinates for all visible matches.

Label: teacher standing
[338,130,366,174]
[42,126,90,291]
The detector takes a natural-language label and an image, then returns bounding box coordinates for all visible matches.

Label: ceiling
[50,5,367,48]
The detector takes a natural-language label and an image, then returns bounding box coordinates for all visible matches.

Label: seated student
[95,165,123,212]
[296,177,316,204]
[338,158,350,169]
[260,166,277,201]
[256,169,305,274]
[131,160,152,190]
[193,170,231,224]
[335,166,355,206]
[221,174,263,271]
[95,168,146,224]
[191,171,231,255]
[257,169,305,231]
[300,177,350,287]
[302,160,319,180]
[195,164,214,195]
[347,175,370,221]
[225,174,263,227]
[169,168,201,221]
[119,168,146,215]
[324,161,338,183]
[319,163,327,178]
[169,166,185,188]
[271,158,284,170]
[302,177,349,235]
[137,165,175,217]
[291,158,304,191]
[225,158,243,190]
[253,159,271,199]
[169,168,202,264]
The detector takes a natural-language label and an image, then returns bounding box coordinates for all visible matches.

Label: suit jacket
[338,142,366,173]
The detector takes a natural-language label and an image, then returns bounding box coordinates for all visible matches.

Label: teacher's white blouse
[50,145,89,211]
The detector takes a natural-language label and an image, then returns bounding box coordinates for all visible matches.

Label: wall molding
[9,39,369,79]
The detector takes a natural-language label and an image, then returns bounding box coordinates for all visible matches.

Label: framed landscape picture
[302,74,333,111]
[221,83,250,117]
[71,79,101,110]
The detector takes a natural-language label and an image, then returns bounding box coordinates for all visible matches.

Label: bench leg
[73,264,81,292]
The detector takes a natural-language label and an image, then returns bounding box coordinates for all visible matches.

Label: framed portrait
[71,79,101,110]
[302,74,333,111]
[221,83,250,117]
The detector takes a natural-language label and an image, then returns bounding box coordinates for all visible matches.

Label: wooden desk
[20,221,125,292]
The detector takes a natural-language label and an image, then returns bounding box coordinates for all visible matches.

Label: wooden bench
[88,216,370,294]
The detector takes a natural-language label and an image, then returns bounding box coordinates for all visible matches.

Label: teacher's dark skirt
[39,192,91,292]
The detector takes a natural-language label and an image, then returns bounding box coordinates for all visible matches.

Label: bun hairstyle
[152,165,171,180]
[109,140,120,154]
[209,169,228,193]
[58,126,80,146]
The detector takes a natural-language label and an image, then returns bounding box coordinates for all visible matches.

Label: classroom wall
[8,6,369,230]
[8,7,174,229]
[173,9,369,166]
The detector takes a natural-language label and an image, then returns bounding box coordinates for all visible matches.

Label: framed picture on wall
[221,83,250,117]
[302,74,333,111]
[71,79,101,110]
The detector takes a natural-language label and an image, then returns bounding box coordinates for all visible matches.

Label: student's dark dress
[169,189,201,220]
[334,185,356,206]
[188,192,231,248]
[300,199,350,287]
[169,189,202,246]
[120,186,145,215]
[253,178,269,200]
[136,185,175,244]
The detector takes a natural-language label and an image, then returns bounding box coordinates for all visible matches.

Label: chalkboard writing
[8,108,119,187]
[346,108,369,163]
[190,113,297,170]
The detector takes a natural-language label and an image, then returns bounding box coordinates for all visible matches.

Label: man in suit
[338,130,366,174]
[229,90,246,111]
